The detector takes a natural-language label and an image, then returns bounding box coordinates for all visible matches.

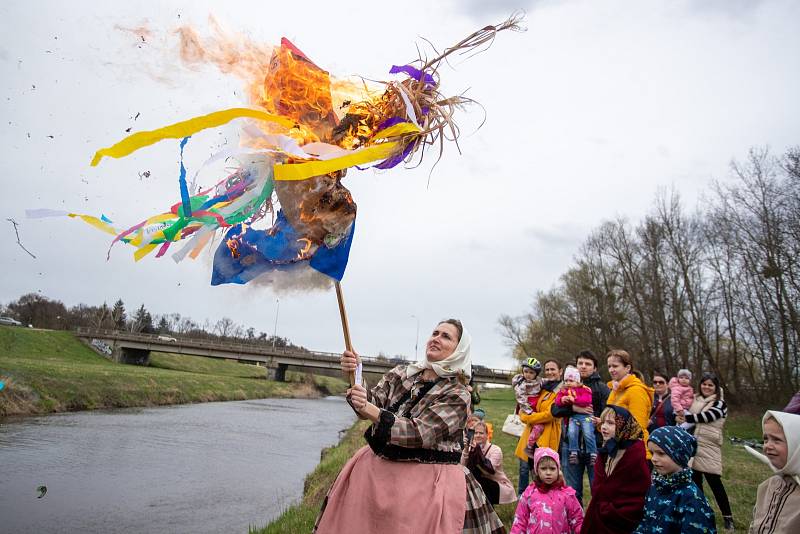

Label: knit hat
[533,446,560,472]
[677,369,692,379]
[473,408,486,420]
[649,426,697,468]
[563,365,581,383]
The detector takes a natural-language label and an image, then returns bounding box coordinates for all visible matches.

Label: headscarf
[600,405,644,458]
[746,410,800,486]
[649,426,697,468]
[406,326,472,379]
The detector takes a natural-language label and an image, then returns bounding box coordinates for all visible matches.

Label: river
[0,397,355,533]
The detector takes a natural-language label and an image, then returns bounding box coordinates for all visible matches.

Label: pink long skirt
[314,445,467,533]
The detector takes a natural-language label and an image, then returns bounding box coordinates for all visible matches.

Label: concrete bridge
[75,328,514,386]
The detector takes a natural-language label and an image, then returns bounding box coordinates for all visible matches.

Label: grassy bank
[0,326,348,416]
[254,387,772,533]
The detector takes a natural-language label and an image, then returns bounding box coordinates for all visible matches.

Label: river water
[0,397,355,533]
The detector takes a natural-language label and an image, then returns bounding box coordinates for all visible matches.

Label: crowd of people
[314,318,798,534]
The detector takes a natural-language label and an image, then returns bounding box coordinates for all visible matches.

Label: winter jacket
[607,374,654,458]
[668,378,695,412]
[555,386,593,408]
[583,440,650,534]
[516,384,563,461]
[511,482,584,534]
[634,468,716,534]
[648,392,676,432]
[685,393,727,475]
[784,391,800,415]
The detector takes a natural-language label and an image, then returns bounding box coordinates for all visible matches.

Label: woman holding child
[676,372,733,532]
[515,359,564,495]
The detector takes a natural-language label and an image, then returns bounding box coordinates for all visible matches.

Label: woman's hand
[347,384,368,412]
[340,350,360,377]
[675,412,686,424]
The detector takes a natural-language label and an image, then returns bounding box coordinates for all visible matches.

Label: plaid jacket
[366,365,471,452]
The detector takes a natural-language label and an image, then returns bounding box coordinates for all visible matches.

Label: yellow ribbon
[90,108,296,166]
[274,122,421,182]
[67,214,117,236]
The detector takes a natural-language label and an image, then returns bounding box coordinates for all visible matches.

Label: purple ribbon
[389,64,436,86]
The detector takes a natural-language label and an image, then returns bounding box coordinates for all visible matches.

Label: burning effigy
[30,15,523,287]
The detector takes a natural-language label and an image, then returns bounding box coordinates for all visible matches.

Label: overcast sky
[1,0,798,370]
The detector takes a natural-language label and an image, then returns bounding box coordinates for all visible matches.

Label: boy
[634,426,716,534]
[555,365,597,464]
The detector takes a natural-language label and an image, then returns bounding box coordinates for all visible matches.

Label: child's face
[648,442,681,475]
[599,413,616,443]
[564,378,578,388]
[536,459,559,485]
[522,368,536,381]
[763,418,788,470]
[678,375,691,387]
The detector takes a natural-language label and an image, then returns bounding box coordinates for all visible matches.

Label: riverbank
[0,326,348,417]
[254,387,772,533]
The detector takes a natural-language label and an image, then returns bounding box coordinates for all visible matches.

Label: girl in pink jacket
[511,447,583,534]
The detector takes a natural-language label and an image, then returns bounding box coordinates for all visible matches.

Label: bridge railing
[75,327,514,379]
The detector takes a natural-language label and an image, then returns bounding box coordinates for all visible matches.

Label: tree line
[0,293,304,351]
[500,146,799,404]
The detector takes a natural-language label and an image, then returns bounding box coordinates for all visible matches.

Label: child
[513,357,544,456]
[669,369,695,429]
[511,447,583,534]
[583,405,650,534]
[634,426,716,533]
[556,366,597,465]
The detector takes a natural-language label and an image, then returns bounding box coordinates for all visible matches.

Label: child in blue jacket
[634,426,717,534]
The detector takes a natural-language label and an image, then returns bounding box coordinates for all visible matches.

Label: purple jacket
[784,391,800,415]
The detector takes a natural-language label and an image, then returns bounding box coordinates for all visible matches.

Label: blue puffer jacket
[633,468,717,534]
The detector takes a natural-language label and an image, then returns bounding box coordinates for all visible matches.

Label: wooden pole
[334,281,356,386]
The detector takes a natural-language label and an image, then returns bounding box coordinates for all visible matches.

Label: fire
[226,236,241,259]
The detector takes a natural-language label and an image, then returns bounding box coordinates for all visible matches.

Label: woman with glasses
[648,371,675,433]
[675,371,734,532]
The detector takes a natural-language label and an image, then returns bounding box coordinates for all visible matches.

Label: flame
[226,237,241,259]
[296,237,313,260]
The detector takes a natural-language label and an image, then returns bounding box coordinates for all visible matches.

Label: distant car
[0,317,22,327]
[157,335,178,342]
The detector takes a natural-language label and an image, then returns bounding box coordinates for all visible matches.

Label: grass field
[254,387,773,533]
[0,326,348,416]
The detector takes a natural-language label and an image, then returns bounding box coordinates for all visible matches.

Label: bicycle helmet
[521,357,542,374]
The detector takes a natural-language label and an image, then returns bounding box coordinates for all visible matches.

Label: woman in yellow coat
[605,349,654,458]
[515,359,563,494]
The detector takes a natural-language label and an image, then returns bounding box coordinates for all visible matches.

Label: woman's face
[700,379,716,397]
[425,323,460,362]
[763,418,788,470]
[473,424,488,445]
[652,376,668,396]
[600,413,616,443]
[607,356,630,381]
[543,362,561,381]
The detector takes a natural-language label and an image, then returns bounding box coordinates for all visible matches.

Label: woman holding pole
[314,319,505,534]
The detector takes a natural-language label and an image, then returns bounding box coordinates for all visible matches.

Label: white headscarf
[746,410,800,486]
[406,325,472,380]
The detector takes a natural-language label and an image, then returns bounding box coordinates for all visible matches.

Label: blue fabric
[210,211,355,286]
[518,458,530,496]
[561,444,594,506]
[309,218,355,281]
[567,414,597,455]
[634,469,717,534]
[178,136,192,217]
[649,426,697,468]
